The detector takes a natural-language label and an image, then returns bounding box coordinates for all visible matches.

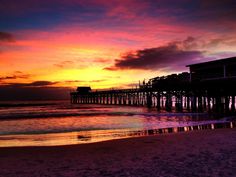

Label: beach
[0,128,235,177]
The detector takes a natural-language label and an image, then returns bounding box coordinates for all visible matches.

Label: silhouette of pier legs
[70,89,236,115]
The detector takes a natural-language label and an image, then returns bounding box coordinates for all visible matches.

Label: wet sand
[0,128,235,177]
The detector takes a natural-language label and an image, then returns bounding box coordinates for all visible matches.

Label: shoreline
[0,120,235,148]
[0,126,235,149]
[0,128,235,177]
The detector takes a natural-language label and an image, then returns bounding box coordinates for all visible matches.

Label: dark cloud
[104,37,205,71]
[0,32,15,42]
[179,36,199,50]
[1,79,106,89]
[0,85,71,101]
[200,0,236,19]
[91,79,106,83]
[0,72,30,82]
[63,80,82,83]
[103,66,118,71]
[191,0,236,31]
[5,81,59,87]
[93,58,110,63]
[160,0,236,21]
[0,78,76,100]
[26,81,58,87]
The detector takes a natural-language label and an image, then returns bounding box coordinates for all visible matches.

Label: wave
[0,127,111,136]
[0,119,230,136]
[0,111,208,120]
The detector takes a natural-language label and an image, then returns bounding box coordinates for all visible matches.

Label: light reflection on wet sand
[0,121,235,147]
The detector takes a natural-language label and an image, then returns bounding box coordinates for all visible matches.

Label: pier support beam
[186,95,190,111]
[191,95,197,112]
[147,92,152,108]
[232,95,235,112]
[156,93,161,111]
[225,96,230,114]
[165,93,172,112]
[175,93,183,112]
[198,96,203,112]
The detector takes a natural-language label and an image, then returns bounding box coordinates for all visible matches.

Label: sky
[0,0,236,100]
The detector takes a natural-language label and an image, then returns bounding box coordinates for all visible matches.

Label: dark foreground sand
[0,129,236,177]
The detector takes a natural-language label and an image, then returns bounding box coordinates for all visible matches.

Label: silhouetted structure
[76,87,91,93]
[188,57,236,82]
[70,57,236,115]
[187,57,236,114]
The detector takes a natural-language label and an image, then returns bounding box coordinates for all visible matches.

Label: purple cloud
[104,37,205,71]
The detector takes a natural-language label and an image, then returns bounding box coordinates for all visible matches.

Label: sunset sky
[0,0,236,100]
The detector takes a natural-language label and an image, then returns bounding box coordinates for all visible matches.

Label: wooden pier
[70,57,236,114]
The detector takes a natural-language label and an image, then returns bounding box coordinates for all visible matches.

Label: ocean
[0,100,232,147]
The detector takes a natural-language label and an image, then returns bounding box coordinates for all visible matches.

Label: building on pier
[186,57,236,97]
[187,56,236,82]
[76,87,91,93]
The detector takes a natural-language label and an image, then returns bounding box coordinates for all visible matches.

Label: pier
[70,57,236,114]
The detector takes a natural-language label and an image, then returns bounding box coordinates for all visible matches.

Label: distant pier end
[70,57,236,114]
[70,87,91,103]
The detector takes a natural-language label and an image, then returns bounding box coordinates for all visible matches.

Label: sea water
[0,100,231,147]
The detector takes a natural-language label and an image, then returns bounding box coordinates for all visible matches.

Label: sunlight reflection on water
[0,102,234,147]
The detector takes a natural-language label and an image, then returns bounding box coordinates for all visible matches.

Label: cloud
[0,85,71,100]
[104,0,149,20]
[0,32,15,42]
[63,80,82,83]
[200,0,236,20]
[0,78,108,100]
[90,79,106,83]
[204,37,236,48]
[3,81,58,87]
[92,58,110,63]
[26,81,58,87]
[0,72,30,82]
[54,60,74,68]
[64,79,106,83]
[103,66,118,71]
[104,37,205,71]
